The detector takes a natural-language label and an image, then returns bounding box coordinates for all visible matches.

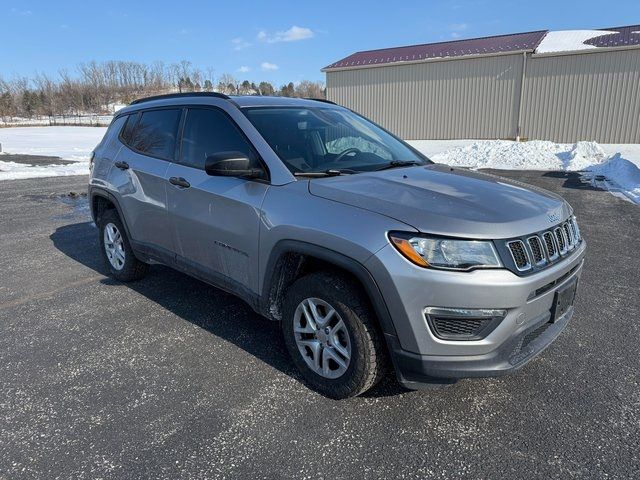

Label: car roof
[229,95,336,108]
[118,93,337,116]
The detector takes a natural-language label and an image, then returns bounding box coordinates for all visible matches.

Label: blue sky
[2,0,638,86]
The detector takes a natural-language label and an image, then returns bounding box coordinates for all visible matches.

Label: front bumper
[365,239,585,388]
[387,304,573,388]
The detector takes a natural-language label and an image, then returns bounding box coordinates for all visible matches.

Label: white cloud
[450,23,468,31]
[237,66,251,73]
[449,23,468,39]
[178,28,190,35]
[261,62,279,71]
[257,26,314,43]
[231,37,251,51]
[11,7,32,16]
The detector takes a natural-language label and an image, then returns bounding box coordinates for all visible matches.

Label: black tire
[98,209,149,282]
[282,271,386,399]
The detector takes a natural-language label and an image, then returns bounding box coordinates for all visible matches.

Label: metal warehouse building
[323,25,640,143]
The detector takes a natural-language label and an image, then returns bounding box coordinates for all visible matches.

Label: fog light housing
[424,307,507,341]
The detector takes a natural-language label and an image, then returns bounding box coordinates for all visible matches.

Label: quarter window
[120,113,139,144]
[180,108,257,170]
[126,109,182,160]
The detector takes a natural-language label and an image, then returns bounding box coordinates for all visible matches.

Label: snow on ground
[408,139,640,204]
[0,126,106,181]
[0,126,106,160]
[535,30,616,53]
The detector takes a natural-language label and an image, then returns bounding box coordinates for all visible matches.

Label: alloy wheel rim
[103,222,125,270]
[293,298,351,379]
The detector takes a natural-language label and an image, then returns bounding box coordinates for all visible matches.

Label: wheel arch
[89,187,132,240]
[260,240,397,338]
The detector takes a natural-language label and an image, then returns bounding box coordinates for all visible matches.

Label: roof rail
[304,97,337,105]
[130,92,230,105]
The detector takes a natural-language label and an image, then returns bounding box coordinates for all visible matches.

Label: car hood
[308,164,571,239]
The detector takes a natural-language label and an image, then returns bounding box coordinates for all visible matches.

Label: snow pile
[583,155,640,203]
[0,160,90,181]
[408,139,640,204]
[536,30,616,53]
[424,140,607,171]
[559,141,607,170]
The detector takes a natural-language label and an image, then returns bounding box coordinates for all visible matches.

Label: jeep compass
[89,93,586,398]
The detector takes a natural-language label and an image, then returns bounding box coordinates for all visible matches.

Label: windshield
[243,106,430,174]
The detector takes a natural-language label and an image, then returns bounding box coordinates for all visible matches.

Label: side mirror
[205,152,263,178]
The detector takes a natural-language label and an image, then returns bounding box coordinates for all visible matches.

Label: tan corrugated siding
[522,49,640,143]
[326,54,523,140]
[326,48,640,143]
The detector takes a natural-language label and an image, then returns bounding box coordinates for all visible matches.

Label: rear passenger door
[165,106,269,297]
[112,108,182,259]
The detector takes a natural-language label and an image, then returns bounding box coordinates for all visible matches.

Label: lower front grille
[521,322,551,350]
[510,321,553,365]
[431,317,491,338]
[424,307,506,341]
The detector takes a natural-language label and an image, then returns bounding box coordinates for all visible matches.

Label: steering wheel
[334,148,361,162]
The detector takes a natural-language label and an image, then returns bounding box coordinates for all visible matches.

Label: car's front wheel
[282,271,386,399]
[98,209,148,282]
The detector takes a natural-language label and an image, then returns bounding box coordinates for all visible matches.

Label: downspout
[515,51,528,142]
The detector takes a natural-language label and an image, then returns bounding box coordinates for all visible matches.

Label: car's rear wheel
[98,209,148,282]
[282,271,385,399]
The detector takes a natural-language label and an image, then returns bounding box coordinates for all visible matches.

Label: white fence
[0,114,114,127]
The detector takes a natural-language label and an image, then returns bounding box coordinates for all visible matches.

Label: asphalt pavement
[0,171,638,479]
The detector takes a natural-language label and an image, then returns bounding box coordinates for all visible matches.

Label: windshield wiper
[374,160,422,171]
[293,168,357,178]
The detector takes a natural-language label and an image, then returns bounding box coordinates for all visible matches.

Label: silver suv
[89,93,586,398]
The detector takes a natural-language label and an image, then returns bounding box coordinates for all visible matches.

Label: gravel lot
[0,172,638,479]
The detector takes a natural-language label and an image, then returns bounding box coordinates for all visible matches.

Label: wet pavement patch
[23,191,91,219]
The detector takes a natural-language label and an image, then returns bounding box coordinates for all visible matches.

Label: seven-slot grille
[506,217,581,273]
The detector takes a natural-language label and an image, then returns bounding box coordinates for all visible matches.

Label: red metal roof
[323,25,640,71]
[323,30,548,71]
[586,25,640,48]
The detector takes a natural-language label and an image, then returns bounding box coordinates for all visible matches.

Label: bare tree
[295,80,326,99]
[0,59,326,120]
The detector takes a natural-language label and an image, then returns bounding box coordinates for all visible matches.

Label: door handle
[114,161,129,170]
[169,176,191,188]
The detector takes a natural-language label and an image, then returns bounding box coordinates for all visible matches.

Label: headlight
[388,232,502,271]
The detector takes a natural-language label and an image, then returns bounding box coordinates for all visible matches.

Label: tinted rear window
[126,109,182,160]
[120,113,140,144]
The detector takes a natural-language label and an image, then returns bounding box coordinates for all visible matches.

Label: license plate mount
[550,280,577,322]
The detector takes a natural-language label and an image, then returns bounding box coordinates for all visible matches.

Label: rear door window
[179,107,258,170]
[127,109,182,160]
